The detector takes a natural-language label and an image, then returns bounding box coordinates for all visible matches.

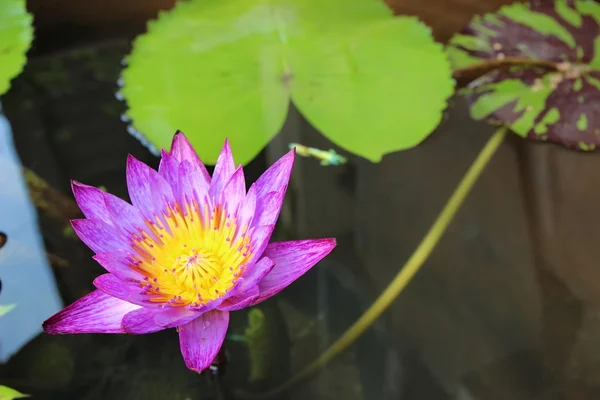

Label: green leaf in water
[121,0,454,164]
[0,304,16,317]
[448,0,600,151]
[0,0,34,96]
[0,386,29,400]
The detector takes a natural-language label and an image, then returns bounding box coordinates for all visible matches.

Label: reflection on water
[0,104,62,363]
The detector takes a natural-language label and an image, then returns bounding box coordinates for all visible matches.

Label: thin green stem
[237,126,508,399]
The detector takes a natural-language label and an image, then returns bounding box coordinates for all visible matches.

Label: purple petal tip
[42,315,62,334]
[305,237,337,253]
[326,237,337,247]
[70,180,89,196]
[70,181,81,197]
[171,130,187,146]
[221,138,232,153]
[70,218,84,229]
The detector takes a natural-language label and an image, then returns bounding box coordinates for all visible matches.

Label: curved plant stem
[237,126,508,399]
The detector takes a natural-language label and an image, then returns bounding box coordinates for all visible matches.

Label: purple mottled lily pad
[448,0,600,150]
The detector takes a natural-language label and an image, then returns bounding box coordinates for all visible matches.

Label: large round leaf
[121,0,454,165]
[0,0,33,96]
[447,0,600,150]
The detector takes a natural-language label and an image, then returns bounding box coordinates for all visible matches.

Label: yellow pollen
[130,199,253,307]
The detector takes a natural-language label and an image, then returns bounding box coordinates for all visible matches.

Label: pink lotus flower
[43,132,336,372]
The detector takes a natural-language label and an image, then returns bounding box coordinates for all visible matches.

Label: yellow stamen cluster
[130,198,252,307]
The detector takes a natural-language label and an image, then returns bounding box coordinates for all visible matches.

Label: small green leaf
[0,0,34,96]
[121,0,454,164]
[0,386,29,400]
[448,0,600,150]
[0,304,16,317]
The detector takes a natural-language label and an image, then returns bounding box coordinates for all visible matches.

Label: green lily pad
[447,0,600,150]
[0,386,29,400]
[121,0,454,165]
[0,0,33,96]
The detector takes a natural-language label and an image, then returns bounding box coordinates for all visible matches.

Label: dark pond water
[1,11,600,400]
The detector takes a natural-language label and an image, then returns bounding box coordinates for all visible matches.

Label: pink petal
[102,188,158,243]
[71,181,111,223]
[125,155,175,220]
[93,273,159,308]
[43,290,140,334]
[71,219,128,254]
[219,166,245,216]
[252,238,336,305]
[254,149,294,196]
[185,279,242,312]
[238,256,274,293]
[121,308,166,334]
[237,184,256,229]
[158,150,180,195]
[178,310,229,373]
[217,285,259,312]
[170,131,211,184]
[209,139,235,198]
[252,149,294,224]
[149,172,177,221]
[93,252,145,281]
[252,190,284,227]
[122,307,203,334]
[178,160,210,209]
[154,307,200,328]
[244,224,275,267]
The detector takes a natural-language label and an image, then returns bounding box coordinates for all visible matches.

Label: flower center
[130,199,253,307]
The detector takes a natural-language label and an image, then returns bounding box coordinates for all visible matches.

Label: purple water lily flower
[43,131,336,372]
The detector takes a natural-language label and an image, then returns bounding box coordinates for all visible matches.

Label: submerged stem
[237,126,508,399]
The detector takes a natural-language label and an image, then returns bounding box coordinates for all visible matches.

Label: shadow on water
[274,234,405,399]
[0,103,63,365]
